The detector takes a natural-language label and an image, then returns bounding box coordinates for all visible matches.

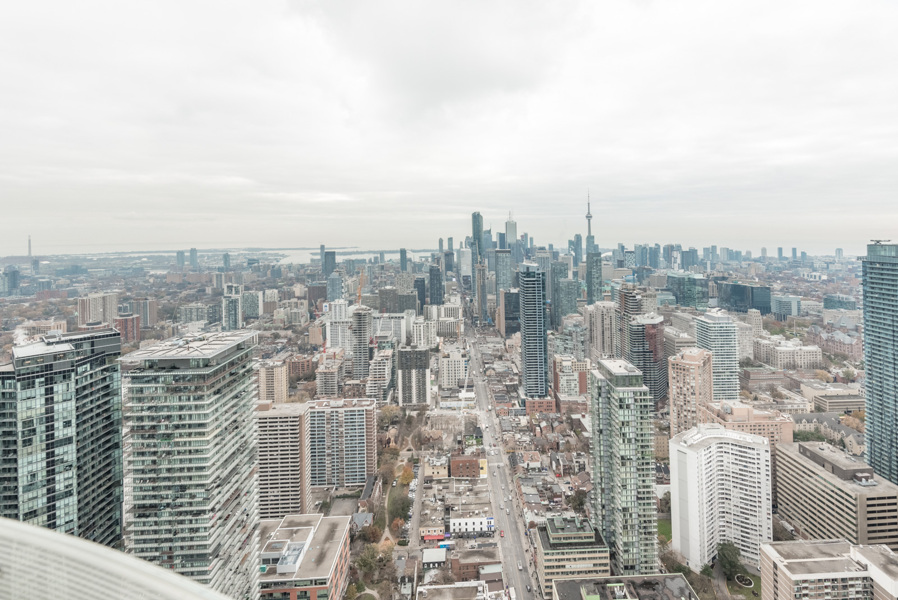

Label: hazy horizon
[3,1,897,257]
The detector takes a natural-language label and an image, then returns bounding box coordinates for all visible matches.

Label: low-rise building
[535,516,611,599]
[760,539,898,600]
[259,514,351,600]
[450,547,502,581]
[551,574,696,600]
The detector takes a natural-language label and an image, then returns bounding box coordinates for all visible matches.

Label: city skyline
[3,1,898,256]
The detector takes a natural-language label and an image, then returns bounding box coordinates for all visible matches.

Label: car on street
[500,530,504,537]
[517,560,522,570]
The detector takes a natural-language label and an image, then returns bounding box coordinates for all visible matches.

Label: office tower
[396,346,430,405]
[498,288,520,338]
[823,294,857,310]
[495,249,512,292]
[122,331,260,597]
[584,301,615,362]
[351,307,372,379]
[258,361,289,404]
[776,442,898,550]
[668,348,714,437]
[800,251,807,262]
[257,403,310,518]
[308,399,377,487]
[556,279,580,329]
[438,238,443,253]
[456,248,472,280]
[761,540,898,600]
[399,248,408,272]
[222,290,243,331]
[176,250,186,269]
[671,424,772,571]
[572,234,583,267]
[222,252,230,270]
[376,287,399,314]
[189,247,198,269]
[695,309,739,401]
[681,248,699,270]
[585,253,603,304]
[438,347,469,388]
[475,263,488,323]
[77,291,118,326]
[319,244,325,267]
[717,281,772,314]
[0,330,122,546]
[590,359,657,575]
[761,247,768,259]
[777,247,784,261]
[835,247,844,259]
[471,212,483,269]
[771,294,801,321]
[326,271,344,302]
[863,242,898,485]
[549,261,568,318]
[666,272,709,309]
[791,247,797,260]
[428,265,444,305]
[414,276,426,311]
[497,231,506,250]
[323,251,336,278]
[448,236,454,252]
[520,263,548,398]
[627,313,667,404]
[443,250,454,273]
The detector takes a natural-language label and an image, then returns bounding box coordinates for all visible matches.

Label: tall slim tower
[586,252,603,304]
[695,309,739,402]
[668,347,714,436]
[472,212,484,265]
[351,306,373,379]
[590,359,657,575]
[863,242,898,485]
[586,195,597,255]
[122,331,260,598]
[519,263,548,397]
[0,330,123,547]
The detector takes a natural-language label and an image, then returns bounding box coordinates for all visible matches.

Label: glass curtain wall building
[863,243,898,485]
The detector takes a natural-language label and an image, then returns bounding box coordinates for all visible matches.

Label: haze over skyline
[3,0,897,257]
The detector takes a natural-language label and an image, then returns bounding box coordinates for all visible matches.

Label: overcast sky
[2,0,897,258]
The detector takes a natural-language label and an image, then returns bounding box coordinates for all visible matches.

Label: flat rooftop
[763,540,898,578]
[553,575,696,600]
[259,514,350,582]
[779,443,898,495]
[597,359,641,376]
[450,547,500,563]
[416,582,485,600]
[124,330,257,361]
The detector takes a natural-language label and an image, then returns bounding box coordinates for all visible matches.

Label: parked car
[500,530,504,537]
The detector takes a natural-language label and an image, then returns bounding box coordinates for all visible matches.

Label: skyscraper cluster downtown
[1,203,897,599]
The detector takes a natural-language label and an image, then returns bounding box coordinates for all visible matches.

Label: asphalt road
[466,331,537,600]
